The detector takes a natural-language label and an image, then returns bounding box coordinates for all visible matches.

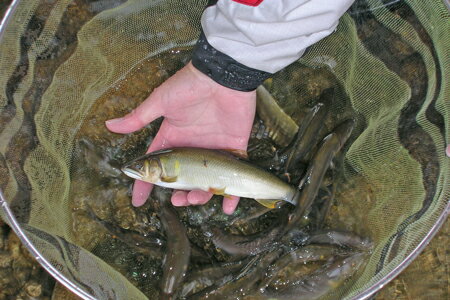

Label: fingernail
[105,117,125,125]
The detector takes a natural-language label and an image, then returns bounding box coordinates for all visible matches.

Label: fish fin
[255,199,280,209]
[282,172,291,183]
[263,78,273,89]
[161,175,177,183]
[208,187,226,195]
[149,148,173,155]
[221,149,249,160]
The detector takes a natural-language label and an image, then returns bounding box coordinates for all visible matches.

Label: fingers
[188,190,214,205]
[222,196,240,215]
[446,144,450,157]
[171,190,239,215]
[171,190,214,207]
[105,89,165,134]
[131,180,153,207]
[172,191,189,206]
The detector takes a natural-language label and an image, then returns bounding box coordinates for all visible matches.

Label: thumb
[105,89,165,134]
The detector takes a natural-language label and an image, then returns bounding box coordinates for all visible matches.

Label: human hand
[106,62,256,214]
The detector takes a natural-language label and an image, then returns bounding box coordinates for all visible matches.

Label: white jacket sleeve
[201,0,354,73]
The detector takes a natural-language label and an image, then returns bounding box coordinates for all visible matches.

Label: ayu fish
[261,252,366,300]
[153,187,190,300]
[288,119,355,228]
[122,147,298,208]
[256,85,299,147]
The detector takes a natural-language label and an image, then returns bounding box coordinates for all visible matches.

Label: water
[66,47,374,298]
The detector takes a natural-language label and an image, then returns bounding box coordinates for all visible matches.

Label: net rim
[0,189,96,300]
[0,0,448,299]
[0,0,18,41]
[349,201,449,300]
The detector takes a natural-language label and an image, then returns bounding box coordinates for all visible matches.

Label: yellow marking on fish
[208,187,226,195]
[161,175,178,183]
[174,159,181,174]
[255,199,279,209]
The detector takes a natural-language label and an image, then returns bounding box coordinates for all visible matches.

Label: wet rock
[25,281,42,297]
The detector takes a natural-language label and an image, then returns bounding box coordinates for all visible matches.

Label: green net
[0,0,448,299]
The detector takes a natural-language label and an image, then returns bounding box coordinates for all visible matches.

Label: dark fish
[283,99,329,174]
[180,259,250,297]
[227,205,273,227]
[259,244,352,289]
[262,252,366,300]
[306,229,373,251]
[188,249,282,300]
[205,209,290,256]
[253,88,332,182]
[153,187,191,300]
[288,119,355,229]
[312,172,337,229]
[256,85,299,147]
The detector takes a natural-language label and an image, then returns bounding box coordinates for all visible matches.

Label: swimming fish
[122,147,298,208]
[153,187,191,300]
[256,85,299,147]
[261,252,366,300]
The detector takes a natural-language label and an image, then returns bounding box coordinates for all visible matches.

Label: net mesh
[0,0,448,299]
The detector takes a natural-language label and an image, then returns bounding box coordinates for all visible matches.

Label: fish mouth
[121,167,143,180]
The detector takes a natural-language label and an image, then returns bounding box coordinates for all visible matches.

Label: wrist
[191,30,272,92]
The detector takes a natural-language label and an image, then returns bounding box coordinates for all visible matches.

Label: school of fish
[116,85,373,299]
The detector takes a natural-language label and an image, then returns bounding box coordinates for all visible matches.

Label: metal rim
[0,1,448,299]
[0,0,19,39]
[350,201,449,300]
[0,190,96,300]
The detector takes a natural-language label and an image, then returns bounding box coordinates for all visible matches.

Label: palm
[106,62,256,214]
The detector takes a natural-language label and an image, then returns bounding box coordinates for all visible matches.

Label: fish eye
[132,162,143,170]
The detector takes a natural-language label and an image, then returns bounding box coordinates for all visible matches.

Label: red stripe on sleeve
[232,0,264,7]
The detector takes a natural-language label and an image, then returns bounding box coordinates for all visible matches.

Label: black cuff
[191,31,272,92]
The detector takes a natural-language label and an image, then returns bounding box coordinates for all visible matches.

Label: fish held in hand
[122,147,297,208]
